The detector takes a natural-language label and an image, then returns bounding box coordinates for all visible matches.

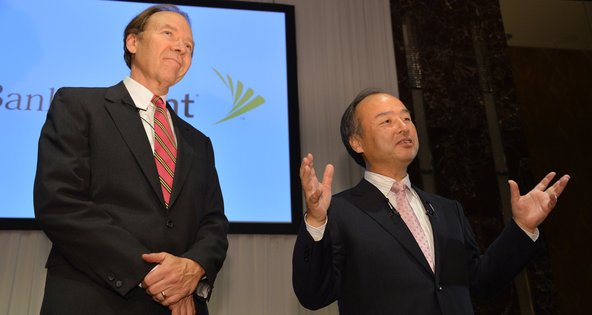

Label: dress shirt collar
[364,170,412,197]
[123,76,167,111]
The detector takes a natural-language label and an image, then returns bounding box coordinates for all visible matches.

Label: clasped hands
[141,252,205,315]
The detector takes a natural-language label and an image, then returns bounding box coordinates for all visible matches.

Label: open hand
[510,172,570,233]
[300,153,334,227]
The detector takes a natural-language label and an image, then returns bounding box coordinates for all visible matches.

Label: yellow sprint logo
[213,68,266,124]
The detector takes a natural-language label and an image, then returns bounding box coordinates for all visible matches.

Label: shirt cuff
[304,213,327,242]
[138,264,160,287]
[518,225,540,242]
[195,276,211,301]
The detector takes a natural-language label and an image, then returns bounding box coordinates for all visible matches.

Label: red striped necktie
[152,95,176,208]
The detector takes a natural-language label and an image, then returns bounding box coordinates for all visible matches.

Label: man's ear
[125,33,138,54]
[349,135,363,154]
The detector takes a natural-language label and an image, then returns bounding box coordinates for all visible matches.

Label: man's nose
[173,41,189,54]
[396,118,409,133]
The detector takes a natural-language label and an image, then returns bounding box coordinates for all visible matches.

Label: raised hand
[300,153,334,227]
[509,172,570,233]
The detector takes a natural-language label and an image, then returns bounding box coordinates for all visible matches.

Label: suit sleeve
[292,207,344,310]
[181,137,229,287]
[458,201,546,297]
[34,88,154,296]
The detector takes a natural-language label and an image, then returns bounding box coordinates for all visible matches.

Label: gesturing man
[293,89,569,314]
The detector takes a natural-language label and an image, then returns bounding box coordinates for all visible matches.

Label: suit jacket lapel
[103,82,164,206]
[349,180,433,274]
[167,105,194,209]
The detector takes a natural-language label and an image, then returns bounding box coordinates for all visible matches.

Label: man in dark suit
[292,89,570,314]
[34,4,228,315]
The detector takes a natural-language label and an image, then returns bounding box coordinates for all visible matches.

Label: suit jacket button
[437,285,443,291]
[115,280,123,288]
[166,220,174,228]
[108,274,115,281]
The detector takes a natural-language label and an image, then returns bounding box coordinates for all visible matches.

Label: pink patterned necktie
[391,181,434,272]
[152,95,176,208]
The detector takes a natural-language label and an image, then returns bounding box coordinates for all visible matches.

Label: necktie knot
[151,95,165,109]
[391,181,407,195]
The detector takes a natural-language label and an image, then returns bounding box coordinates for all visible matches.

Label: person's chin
[395,152,417,164]
[159,74,182,87]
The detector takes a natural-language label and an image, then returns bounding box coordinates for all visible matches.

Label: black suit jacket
[293,179,544,315]
[34,82,229,315]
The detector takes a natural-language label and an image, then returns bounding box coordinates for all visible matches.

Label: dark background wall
[389,0,591,313]
[509,47,592,314]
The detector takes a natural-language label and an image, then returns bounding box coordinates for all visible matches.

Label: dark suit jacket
[293,179,544,315]
[34,82,229,315]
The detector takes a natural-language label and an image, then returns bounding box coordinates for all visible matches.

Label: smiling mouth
[164,58,181,66]
[397,138,413,145]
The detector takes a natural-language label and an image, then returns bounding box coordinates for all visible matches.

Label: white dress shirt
[123,77,177,151]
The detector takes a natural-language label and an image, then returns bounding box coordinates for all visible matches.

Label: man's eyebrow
[161,23,178,30]
[160,23,195,47]
[374,111,393,119]
[374,108,411,119]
